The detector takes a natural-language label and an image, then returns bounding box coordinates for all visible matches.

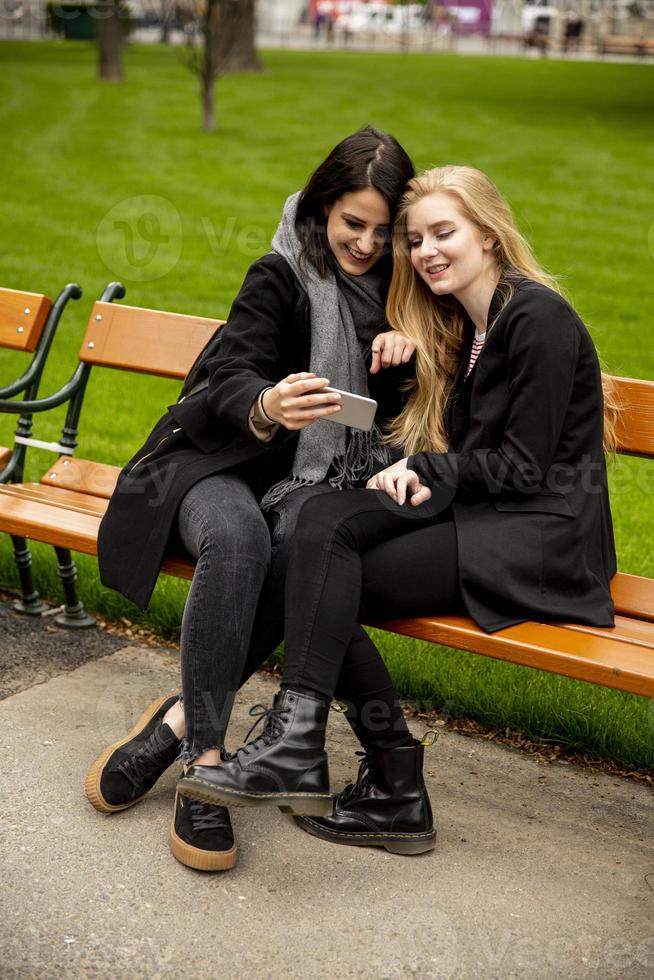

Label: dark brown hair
[296,126,415,278]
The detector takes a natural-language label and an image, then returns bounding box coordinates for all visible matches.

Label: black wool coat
[98,252,410,609]
[409,280,617,632]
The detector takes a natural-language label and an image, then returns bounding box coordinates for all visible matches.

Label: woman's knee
[294,492,353,550]
[179,480,271,566]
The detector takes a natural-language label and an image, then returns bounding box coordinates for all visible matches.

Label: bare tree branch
[177,0,261,132]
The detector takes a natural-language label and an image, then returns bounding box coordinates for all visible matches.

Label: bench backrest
[75,309,654,456]
[78,301,223,379]
[0,288,52,353]
[34,299,223,490]
[35,299,654,498]
[613,377,654,459]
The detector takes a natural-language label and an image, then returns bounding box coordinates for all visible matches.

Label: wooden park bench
[0,293,652,698]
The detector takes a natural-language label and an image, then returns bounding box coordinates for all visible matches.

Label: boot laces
[241,703,290,754]
[339,748,377,805]
[116,727,173,790]
[188,798,230,832]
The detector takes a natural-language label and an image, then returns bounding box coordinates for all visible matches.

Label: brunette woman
[87,128,416,871]
[177,166,617,856]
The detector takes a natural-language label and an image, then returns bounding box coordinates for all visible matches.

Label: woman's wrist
[260,387,278,424]
[407,453,429,483]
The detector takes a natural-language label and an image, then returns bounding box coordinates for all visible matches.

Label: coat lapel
[446,319,474,438]
[445,282,508,437]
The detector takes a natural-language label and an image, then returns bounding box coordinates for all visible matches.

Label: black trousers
[282,489,463,736]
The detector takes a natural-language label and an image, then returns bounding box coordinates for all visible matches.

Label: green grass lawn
[1,41,653,769]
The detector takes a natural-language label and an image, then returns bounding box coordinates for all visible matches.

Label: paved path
[0,602,652,979]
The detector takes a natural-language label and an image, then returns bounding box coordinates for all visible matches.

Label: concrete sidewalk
[1,627,653,979]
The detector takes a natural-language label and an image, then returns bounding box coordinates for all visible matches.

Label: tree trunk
[159,0,171,44]
[215,0,261,73]
[201,0,220,132]
[189,0,259,132]
[202,82,216,132]
[96,0,124,82]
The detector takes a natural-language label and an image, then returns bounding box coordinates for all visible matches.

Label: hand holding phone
[261,374,378,432]
[261,373,343,431]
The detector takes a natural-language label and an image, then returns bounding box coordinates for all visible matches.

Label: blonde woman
[177,166,617,856]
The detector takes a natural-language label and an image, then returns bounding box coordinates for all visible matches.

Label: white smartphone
[322,387,377,432]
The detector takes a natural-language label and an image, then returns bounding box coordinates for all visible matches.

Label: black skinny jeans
[282,490,463,710]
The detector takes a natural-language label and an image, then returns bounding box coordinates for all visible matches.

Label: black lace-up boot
[85,693,181,813]
[177,689,333,816]
[295,739,436,854]
[170,789,237,871]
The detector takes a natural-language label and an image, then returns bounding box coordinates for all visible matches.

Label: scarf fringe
[328,425,389,490]
[260,473,318,512]
[260,424,390,511]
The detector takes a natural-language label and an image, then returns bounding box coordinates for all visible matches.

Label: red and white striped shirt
[465,330,486,378]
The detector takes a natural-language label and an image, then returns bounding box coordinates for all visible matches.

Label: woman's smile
[326,187,391,276]
[424,262,451,280]
[407,191,496,303]
[344,242,376,264]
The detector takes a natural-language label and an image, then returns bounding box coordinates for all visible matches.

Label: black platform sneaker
[85,692,181,813]
[170,789,237,871]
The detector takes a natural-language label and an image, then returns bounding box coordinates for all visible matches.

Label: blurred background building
[2,0,654,58]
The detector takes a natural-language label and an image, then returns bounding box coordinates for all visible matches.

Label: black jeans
[176,472,336,762]
[282,489,462,705]
[175,474,418,761]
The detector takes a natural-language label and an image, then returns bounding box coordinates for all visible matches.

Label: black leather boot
[295,739,436,854]
[177,689,333,817]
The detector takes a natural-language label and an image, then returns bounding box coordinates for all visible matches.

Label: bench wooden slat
[0,486,104,554]
[613,377,654,458]
[609,571,654,622]
[0,484,109,516]
[0,288,52,353]
[78,302,223,379]
[40,457,121,499]
[0,447,12,469]
[371,614,654,698]
[560,615,654,650]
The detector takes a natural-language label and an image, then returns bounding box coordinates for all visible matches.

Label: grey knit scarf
[260,191,391,511]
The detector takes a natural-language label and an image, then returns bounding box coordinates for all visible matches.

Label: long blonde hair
[385,166,618,455]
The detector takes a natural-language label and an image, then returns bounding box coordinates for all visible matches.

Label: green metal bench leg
[11,535,48,616]
[53,546,96,629]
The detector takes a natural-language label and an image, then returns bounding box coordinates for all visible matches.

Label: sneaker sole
[169,794,238,872]
[177,775,333,817]
[296,815,437,855]
[85,691,180,814]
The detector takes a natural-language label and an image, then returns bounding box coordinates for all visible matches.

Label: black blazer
[409,280,617,632]
[98,252,411,609]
